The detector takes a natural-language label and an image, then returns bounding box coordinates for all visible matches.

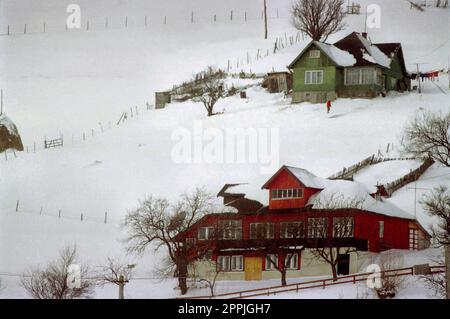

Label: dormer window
[271,188,304,200]
[309,50,320,58]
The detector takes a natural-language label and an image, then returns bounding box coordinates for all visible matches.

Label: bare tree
[291,0,346,41]
[401,111,450,167]
[421,185,450,298]
[309,194,364,280]
[96,258,135,299]
[262,222,305,286]
[422,256,446,299]
[422,185,450,244]
[21,246,93,299]
[124,187,214,295]
[192,66,226,117]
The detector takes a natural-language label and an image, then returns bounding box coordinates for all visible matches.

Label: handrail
[179,265,445,299]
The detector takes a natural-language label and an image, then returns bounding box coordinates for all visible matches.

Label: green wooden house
[288,32,410,103]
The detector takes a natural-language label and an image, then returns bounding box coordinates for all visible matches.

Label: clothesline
[410,69,445,81]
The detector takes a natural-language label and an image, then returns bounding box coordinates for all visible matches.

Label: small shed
[262,72,293,94]
[155,91,171,109]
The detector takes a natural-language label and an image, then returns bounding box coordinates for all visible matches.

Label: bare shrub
[21,246,93,299]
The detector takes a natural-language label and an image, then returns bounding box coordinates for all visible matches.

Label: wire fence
[1,102,153,163]
[5,198,123,225]
[0,8,290,37]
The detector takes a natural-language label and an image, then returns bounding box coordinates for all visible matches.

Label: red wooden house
[179,166,430,281]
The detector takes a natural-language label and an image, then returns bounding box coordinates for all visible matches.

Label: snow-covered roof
[289,33,397,70]
[356,33,392,68]
[0,113,20,137]
[226,182,268,206]
[284,166,327,189]
[224,165,416,220]
[313,41,357,67]
[307,179,414,220]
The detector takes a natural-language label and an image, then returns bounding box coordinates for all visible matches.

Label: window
[250,223,274,239]
[305,70,324,84]
[218,255,243,271]
[265,254,278,270]
[309,50,321,58]
[280,221,305,238]
[218,220,242,240]
[272,188,303,200]
[217,256,230,271]
[332,217,354,238]
[361,68,375,84]
[307,218,328,238]
[379,221,384,239]
[286,254,299,270]
[409,228,418,251]
[230,255,243,271]
[345,67,376,85]
[198,227,215,240]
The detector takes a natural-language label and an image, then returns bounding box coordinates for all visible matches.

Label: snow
[284,166,327,189]
[314,41,357,67]
[353,159,424,192]
[307,179,415,220]
[0,0,449,299]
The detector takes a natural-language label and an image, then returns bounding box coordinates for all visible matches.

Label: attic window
[309,50,321,58]
[272,188,304,200]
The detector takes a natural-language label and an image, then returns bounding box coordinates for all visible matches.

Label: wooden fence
[328,154,383,180]
[384,157,435,197]
[44,137,63,149]
[180,265,445,299]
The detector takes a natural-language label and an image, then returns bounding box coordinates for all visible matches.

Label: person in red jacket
[326,100,331,113]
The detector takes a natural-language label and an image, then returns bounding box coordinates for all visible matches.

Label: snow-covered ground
[0,0,449,298]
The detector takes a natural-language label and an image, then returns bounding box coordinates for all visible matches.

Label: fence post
[164,16,167,24]
[58,210,61,218]
[145,15,147,27]
[24,24,27,34]
[81,213,83,221]
[16,200,19,212]
[125,16,128,28]
[34,142,36,153]
[39,207,43,215]
[7,25,10,35]
[43,22,46,33]
[91,129,94,137]
[83,132,86,141]
[104,212,108,224]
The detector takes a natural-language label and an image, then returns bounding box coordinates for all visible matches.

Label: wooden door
[244,257,262,281]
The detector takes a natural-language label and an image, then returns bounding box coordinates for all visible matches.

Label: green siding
[291,44,338,93]
[293,66,337,92]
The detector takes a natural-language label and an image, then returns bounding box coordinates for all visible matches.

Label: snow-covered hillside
[0,0,449,298]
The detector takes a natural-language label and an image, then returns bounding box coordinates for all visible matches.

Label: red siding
[265,169,321,209]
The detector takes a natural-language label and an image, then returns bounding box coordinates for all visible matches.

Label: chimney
[361,32,368,39]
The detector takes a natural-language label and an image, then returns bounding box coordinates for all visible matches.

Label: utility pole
[118,275,127,299]
[406,183,431,219]
[446,242,450,299]
[409,63,427,94]
[263,0,268,39]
